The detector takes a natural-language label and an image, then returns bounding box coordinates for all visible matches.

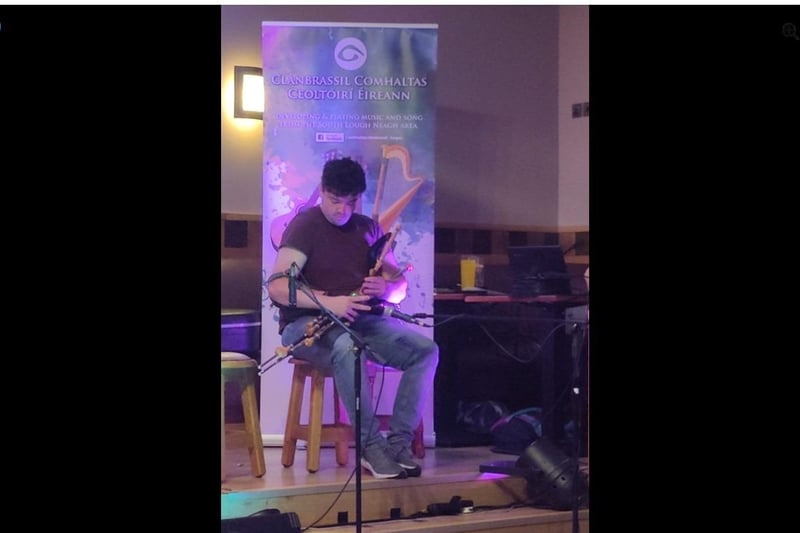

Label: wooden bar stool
[282,358,353,473]
[281,358,427,473]
[221,351,266,481]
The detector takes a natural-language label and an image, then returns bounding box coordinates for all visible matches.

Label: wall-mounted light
[234,66,264,120]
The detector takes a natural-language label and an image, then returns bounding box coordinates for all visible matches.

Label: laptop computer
[507,245,572,297]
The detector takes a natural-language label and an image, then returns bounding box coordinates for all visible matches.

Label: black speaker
[516,436,588,511]
[221,511,301,533]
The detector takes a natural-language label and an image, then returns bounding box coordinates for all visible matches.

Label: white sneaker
[390,445,421,477]
[360,445,408,479]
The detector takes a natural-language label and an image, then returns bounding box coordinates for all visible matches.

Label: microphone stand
[565,309,588,532]
[314,302,369,533]
[264,274,372,532]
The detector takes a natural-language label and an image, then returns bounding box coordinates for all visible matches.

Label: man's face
[320,189,359,227]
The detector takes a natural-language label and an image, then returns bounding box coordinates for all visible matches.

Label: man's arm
[267,247,308,307]
[268,246,373,321]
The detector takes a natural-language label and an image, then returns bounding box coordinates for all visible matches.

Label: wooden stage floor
[222,440,589,532]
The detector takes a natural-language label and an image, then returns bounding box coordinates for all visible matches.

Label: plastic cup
[460,257,477,289]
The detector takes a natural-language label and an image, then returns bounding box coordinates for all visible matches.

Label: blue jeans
[281,313,439,449]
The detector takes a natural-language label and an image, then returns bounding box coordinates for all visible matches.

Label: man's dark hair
[321,157,366,196]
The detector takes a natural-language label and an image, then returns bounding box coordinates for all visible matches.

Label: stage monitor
[221,511,301,533]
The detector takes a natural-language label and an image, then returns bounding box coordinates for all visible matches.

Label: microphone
[288,262,298,307]
[367,304,420,326]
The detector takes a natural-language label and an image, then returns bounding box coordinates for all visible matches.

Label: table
[432,290,588,452]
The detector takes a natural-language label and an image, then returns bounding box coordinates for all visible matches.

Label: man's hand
[359,275,387,298]
[326,294,372,322]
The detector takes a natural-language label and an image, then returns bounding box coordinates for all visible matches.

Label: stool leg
[282,366,305,467]
[241,373,266,477]
[412,421,425,458]
[306,370,325,473]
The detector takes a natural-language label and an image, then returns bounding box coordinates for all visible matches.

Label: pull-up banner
[260,22,438,440]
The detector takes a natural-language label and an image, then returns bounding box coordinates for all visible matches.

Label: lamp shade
[234,66,263,119]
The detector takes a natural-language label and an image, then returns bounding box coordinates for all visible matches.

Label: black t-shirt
[277,206,383,329]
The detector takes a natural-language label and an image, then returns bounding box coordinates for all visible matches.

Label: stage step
[308,506,589,533]
[222,446,589,531]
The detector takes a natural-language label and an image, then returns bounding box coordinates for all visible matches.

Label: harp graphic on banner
[372,144,424,235]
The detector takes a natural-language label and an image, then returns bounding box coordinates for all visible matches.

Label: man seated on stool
[267,156,439,479]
